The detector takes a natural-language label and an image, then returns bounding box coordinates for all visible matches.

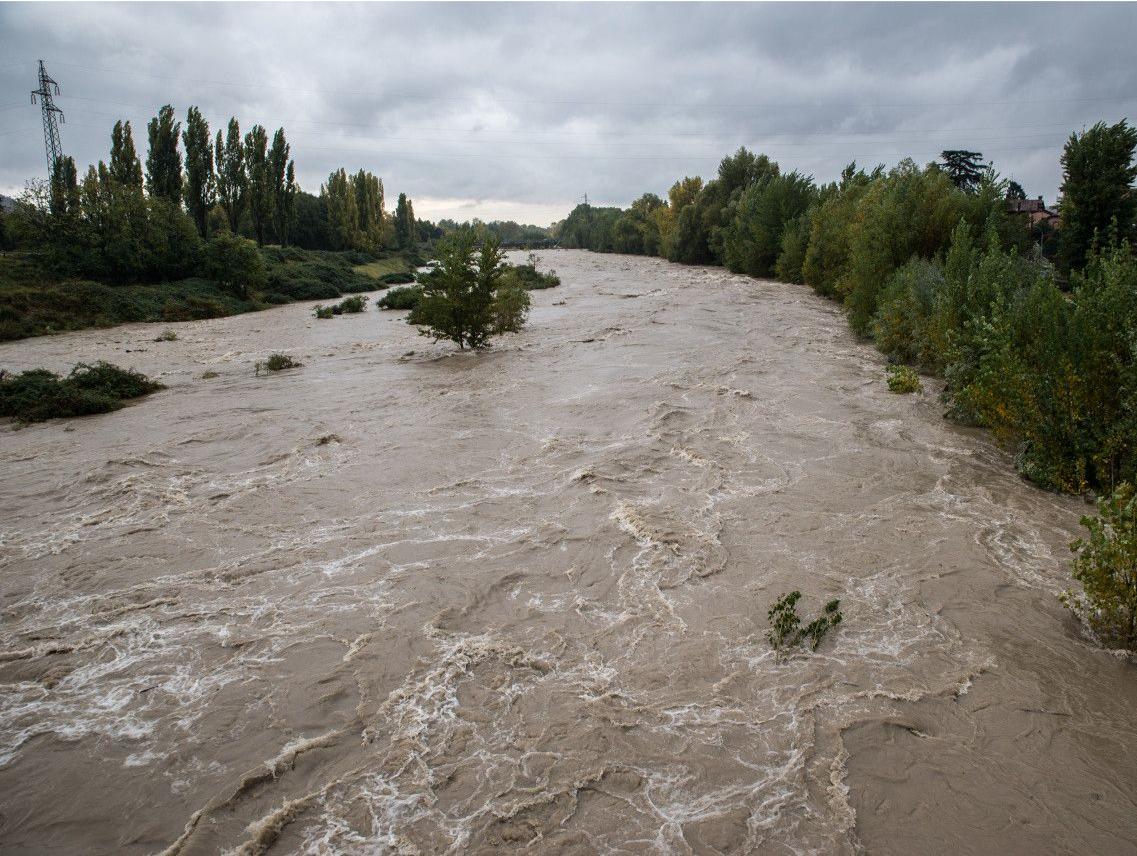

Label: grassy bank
[0,249,415,342]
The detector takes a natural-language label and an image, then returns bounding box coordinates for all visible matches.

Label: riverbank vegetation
[0,361,164,423]
[557,120,1137,500]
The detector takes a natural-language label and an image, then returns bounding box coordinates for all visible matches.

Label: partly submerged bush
[1062,483,1137,652]
[766,591,842,655]
[377,285,423,311]
[886,364,923,394]
[313,304,334,319]
[255,353,302,375]
[337,294,368,314]
[0,362,164,423]
[379,271,416,285]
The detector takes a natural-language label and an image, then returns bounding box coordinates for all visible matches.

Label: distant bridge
[498,239,560,251]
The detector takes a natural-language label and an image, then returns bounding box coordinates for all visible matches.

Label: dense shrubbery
[0,361,164,423]
[1063,483,1137,652]
[377,285,423,311]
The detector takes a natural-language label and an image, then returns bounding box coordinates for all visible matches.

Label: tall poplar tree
[146,105,183,205]
[323,168,359,250]
[394,192,416,249]
[109,120,143,190]
[182,106,215,238]
[244,124,270,245]
[267,128,297,246]
[215,118,247,233]
[353,170,385,251]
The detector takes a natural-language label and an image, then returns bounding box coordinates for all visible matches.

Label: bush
[766,591,842,655]
[0,362,164,423]
[313,305,334,319]
[154,330,178,342]
[377,285,423,311]
[1062,483,1137,651]
[886,364,923,394]
[379,272,416,285]
[337,294,368,313]
[255,353,302,375]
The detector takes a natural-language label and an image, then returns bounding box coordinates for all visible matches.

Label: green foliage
[722,171,816,278]
[313,304,334,319]
[0,362,164,423]
[409,230,528,349]
[766,591,843,654]
[260,246,377,301]
[153,329,178,342]
[268,129,297,246]
[872,256,950,371]
[1062,483,1137,651]
[255,353,301,375]
[377,285,423,310]
[1058,120,1137,272]
[886,364,923,394]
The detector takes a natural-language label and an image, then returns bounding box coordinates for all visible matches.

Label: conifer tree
[146,105,183,205]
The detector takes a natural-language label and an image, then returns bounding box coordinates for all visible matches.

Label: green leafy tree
[722,171,816,278]
[409,229,528,349]
[182,106,214,238]
[244,125,271,245]
[205,231,266,298]
[655,177,702,260]
[1058,120,1137,272]
[49,155,79,218]
[215,118,247,233]
[109,120,143,190]
[941,150,986,193]
[146,105,183,205]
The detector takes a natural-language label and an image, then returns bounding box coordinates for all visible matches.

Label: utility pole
[30,60,64,176]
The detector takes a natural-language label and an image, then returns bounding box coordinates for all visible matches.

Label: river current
[1,251,1134,854]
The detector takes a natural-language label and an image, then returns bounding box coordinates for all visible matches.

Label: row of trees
[557,121,1137,495]
[8,103,433,285]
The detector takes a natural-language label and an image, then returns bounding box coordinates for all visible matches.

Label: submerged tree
[409,229,528,349]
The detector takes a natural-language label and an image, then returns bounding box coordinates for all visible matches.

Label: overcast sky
[1,2,1134,226]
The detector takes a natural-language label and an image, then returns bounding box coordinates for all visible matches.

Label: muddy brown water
[1,251,1135,855]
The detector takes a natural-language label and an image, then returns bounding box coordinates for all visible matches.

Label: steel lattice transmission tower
[30,60,65,175]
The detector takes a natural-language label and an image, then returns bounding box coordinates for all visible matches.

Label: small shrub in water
[313,304,334,319]
[377,285,423,311]
[886,364,923,394]
[337,294,368,314]
[1061,483,1137,652]
[201,370,220,379]
[255,353,302,376]
[766,591,842,654]
[154,329,178,342]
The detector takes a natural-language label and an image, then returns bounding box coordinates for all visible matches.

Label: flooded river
[1,251,1135,855]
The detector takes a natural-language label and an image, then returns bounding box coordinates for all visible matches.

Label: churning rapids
[1,251,1135,855]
